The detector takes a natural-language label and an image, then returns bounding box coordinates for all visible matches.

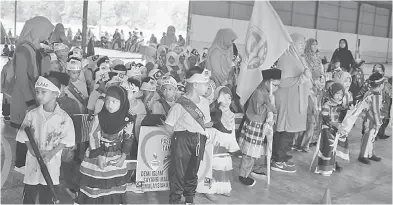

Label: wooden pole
[81,0,88,56]
[14,0,17,39]
[99,0,102,37]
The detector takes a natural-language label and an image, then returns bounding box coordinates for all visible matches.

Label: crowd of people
[1,16,392,205]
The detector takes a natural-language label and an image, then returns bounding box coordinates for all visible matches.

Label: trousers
[22,184,58,204]
[272,131,295,162]
[169,131,206,204]
[359,119,379,158]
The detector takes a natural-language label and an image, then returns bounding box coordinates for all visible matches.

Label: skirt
[310,128,337,175]
[77,148,130,204]
[238,120,266,158]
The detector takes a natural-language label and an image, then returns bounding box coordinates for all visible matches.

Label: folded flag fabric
[71,114,93,144]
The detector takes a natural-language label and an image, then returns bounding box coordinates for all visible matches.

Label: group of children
[6,36,392,205]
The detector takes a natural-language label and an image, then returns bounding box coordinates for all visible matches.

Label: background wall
[189,1,392,63]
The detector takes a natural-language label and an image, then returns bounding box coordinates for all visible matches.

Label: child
[76,86,134,204]
[94,56,111,83]
[293,71,325,152]
[238,68,281,185]
[140,77,160,114]
[310,83,346,176]
[358,72,385,164]
[326,58,342,81]
[65,58,89,113]
[16,76,75,204]
[163,66,212,205]
[151,76,179,115]
[53,43,69,72]
[349,59,365,101]
[205,86,240,199]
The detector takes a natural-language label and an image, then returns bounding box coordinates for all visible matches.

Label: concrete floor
[1,46,392,204]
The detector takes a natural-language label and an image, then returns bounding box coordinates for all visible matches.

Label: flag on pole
[236,0,293,106]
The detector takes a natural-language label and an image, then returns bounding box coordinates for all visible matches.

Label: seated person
[2,44,10,56]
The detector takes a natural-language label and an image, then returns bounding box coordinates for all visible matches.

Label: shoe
[335,162,342,172]
[239,176,256,187]
[271,161,296,173]
[358,157,370,164]
[369,155,382,162]
[250,171,267,180]
[204,193,218,201]
[378,134,391,140]
[286,161,296,167]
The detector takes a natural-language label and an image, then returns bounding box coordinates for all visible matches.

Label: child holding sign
[163,66,212,205]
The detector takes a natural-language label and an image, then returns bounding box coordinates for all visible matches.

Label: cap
[161,76,177,88]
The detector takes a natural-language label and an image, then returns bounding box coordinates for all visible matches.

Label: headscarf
[328,82,345,104]
[166,52,179,72]
[50,23,69,46]
[17,16,54,48]
[207,28,238,86]
[331,39,354,71]
[98,86,132,135]
[304,38,322,73]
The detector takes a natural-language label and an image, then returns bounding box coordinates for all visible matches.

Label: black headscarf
[331,39,354,72]
[98,86,132,135]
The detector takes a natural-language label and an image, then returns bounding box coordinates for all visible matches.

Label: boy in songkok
[238,68,281,186]
[65,57,89,113]
[163,66,212,204]
[16,76,75,204]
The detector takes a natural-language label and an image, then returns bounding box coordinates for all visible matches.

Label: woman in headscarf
[207,28,238,87]
[50,23,70,47]
[164,26,177,47]
[304,38,324,75]
[331,39,355,73]
[166,51,181,81]
[272,33,313,173]
[11,16,54,173]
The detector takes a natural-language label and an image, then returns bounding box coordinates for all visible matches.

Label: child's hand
[42,150,55,164]
[97,156,106,169]
[114,155,126,167]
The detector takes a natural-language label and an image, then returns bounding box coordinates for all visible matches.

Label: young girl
[205,86,240,199]
[77,86,134,204]
[310,83,347,176]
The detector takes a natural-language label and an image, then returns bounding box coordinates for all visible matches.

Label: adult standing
[50,23,70,47]
[304,38,324,75]
[331,39,354,72]
[150,34,157,45]
[10,16,54,173]
[164,26,177,47]
[178,35,185,47]
[206,28,238,87]
[160,32,166,45]
[67,28,73,42]
[271,33,312,173]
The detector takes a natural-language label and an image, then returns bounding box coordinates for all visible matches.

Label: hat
[369,72,385,87]
[53,43,68,52]
[113,64,127,72]
[47,71,70,86]
[187,69,211,83]
[262,69,281,80]
[35,76,60,94]
[67,58,82,71]
[161,76,177,88]
[190,49,199,57]
[140,77,157,92]
[136,63,144,68]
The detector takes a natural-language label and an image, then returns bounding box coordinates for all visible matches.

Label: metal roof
[360,1,392,10]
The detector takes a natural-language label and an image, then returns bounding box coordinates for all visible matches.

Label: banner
[236,0,292,106]
[136,126,213,192]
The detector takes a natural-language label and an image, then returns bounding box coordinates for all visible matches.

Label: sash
[176,96,206,131]
[68,82,88,108]
[158,98,171,115]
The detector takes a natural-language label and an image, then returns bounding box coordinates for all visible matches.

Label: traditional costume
[77,86,134,204]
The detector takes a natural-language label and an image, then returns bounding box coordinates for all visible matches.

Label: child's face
[143,90,153,98]
[218,92,232,107]
[333,90,344,102]
[334,62,341,69]
[105,96,121,113]
[168,56,176,64]
[35,87,58,105]
[204,85,213,97]
[127,90,138,101]
[315,76,326,90]
[50,60,60,71]
[161,84,176,100]
[55,50,67,61]
[269,79,281,93]
[194,82,209,96]
[67,70,81,81]
[343,77,352,90]
[373,65,384,76]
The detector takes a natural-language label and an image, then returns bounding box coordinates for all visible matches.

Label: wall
[189,1,392,63]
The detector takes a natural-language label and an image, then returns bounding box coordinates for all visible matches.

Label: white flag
[236,0,292,106]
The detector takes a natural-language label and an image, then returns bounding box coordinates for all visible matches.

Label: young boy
[238,68,281,186]
[358,72,385,164]
[151,75,179,115]
[16,76,75,204]
[53,43,69,72]
[65,57,89,113]
[164,66,212,204]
